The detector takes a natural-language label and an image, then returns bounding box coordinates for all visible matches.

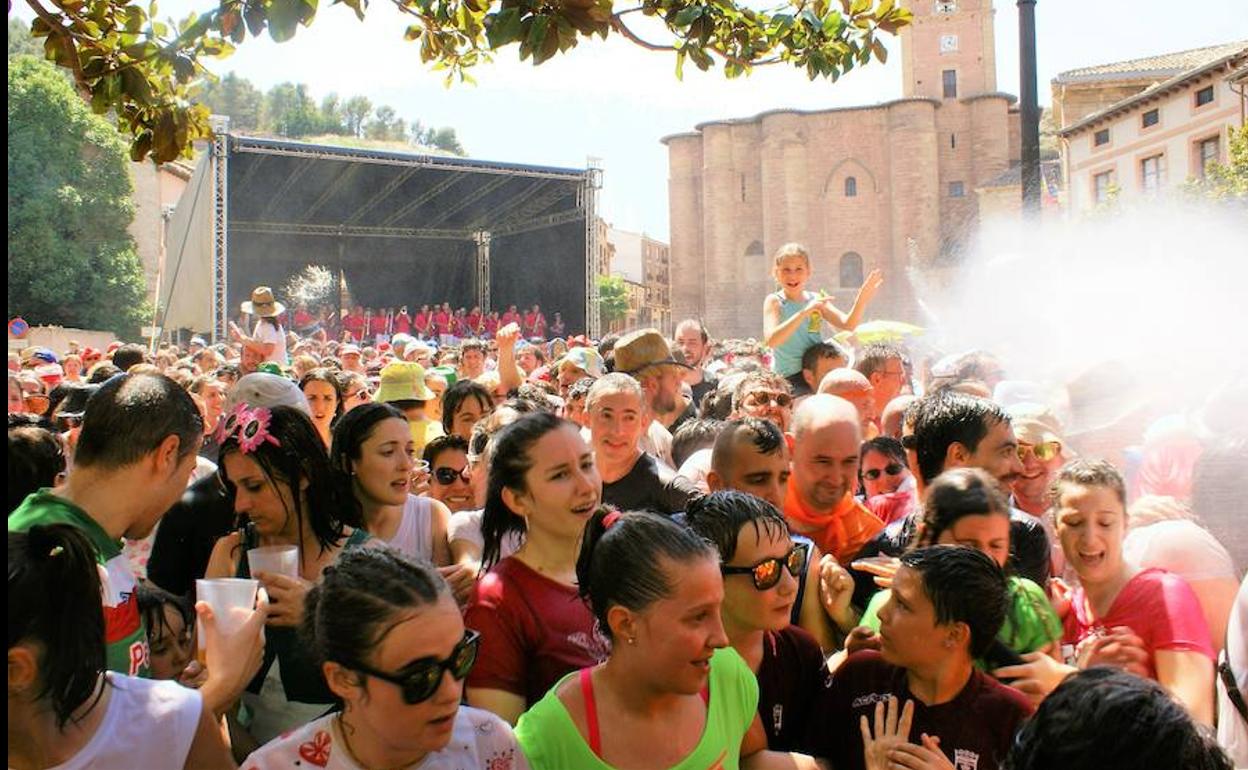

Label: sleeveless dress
[383,495,435,562]
[771,291,824,377]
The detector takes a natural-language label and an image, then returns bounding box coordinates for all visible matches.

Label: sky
[19,1,1247,238]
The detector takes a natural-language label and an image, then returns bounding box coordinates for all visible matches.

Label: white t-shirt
[1217,576,1248,767]
[677,448,713,494]
[385,495,435,562]
[639,420,675,470]
[242,705,528,770]
[51,674,201,770]
[447,508,521,561]
[253,320,289,365]
[1124,520,1237,582]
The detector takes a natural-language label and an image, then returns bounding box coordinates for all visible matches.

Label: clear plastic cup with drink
[195,578,260,664]
[247,545,299,578]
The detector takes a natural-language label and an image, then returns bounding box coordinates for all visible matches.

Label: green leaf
[526,15,549,61]
[267,0,303,42]
[405,23,422,40]
[821,9,841,35]
[674,5,703,27]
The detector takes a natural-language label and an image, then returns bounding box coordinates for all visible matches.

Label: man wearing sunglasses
[686,491,829,755]
[1006,403,1067,519]
[732,370,796,432]
[854,342,909,409]
[424,434,476,513]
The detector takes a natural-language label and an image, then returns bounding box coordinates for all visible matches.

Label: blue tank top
[771,292,824,377]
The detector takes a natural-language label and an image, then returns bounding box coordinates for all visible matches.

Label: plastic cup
[247,545,299,578]
[195,578,259,660]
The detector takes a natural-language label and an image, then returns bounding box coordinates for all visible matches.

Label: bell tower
[900,0,997,100]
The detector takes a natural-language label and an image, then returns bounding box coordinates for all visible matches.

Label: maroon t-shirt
[757,626,828,753]
[806,651,1033,770]
[464,557,611,707]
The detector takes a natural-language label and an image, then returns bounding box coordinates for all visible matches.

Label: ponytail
[8,524,106,727]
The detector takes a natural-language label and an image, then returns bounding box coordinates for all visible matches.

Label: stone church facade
[663,0,1021,338]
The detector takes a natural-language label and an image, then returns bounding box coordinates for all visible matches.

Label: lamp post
[1019,0,1041,215]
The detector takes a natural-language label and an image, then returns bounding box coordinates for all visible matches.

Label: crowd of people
[276,299,566,346]
[8,241,1247,770]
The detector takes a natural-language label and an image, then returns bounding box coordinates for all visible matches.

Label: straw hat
[374,361,435,403]
[240,286,286,318]
[613,329,692,376]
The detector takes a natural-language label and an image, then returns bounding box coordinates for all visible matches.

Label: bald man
[879,394,919,440]
[817,368,878,438]
[783,395,885,564]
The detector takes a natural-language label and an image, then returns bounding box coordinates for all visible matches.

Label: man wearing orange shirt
[783,394,884,564]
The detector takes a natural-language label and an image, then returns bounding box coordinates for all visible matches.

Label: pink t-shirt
[1064,567,1215,678]
[464,557,610,707]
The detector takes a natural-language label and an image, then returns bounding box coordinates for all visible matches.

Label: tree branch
[25,0,89,92]
[609,14,676,52]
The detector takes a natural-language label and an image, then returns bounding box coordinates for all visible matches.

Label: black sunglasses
[434,465,471,485]
[863,463,905,481]
[721,542,810,590]
[344,629,480,704]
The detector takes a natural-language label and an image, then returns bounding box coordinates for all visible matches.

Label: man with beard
[612,328,691,469]
[674,318,719,409]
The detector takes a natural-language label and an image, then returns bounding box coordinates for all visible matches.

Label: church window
[745,240,765,260]
[934,0,956,13]
[839,252,864,288]
[845,177,858,197]
[948,181,965,198]
[942,70,958,98]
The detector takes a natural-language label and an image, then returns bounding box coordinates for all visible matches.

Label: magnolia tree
[17,0,910,162]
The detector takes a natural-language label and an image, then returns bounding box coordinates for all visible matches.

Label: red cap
[82,347,101,359]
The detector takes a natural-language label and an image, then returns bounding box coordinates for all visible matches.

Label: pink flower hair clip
[235,407,281,454]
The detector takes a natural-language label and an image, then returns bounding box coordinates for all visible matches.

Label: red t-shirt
[467,311,482,333]
[806,651,1033,770]
[533,315,547,339]
[464,557,610,708]
[342,313,365,340]
[293,308,314,328]
[368,314,389,335]
[434,311,450,334]
[758,626,828,753]
[414,312,431,334]
[1064,567,1215,678]
[392,312,411,335]
[484,316,499,335]
[502,311,519,328]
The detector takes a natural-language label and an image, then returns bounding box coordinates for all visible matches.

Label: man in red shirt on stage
[433,303,451,339]
[368,307,390,342]
[483,311,500,339]
[501,305,520,329]
[530,304,547,340]
[467,306,483,336]
[392,305,412,336]
[342,304,366,342]
[415,304,432,338]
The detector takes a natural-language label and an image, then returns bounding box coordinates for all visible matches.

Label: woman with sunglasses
[244,547,524,769]
[686,491,828,754]
[517,508,821,770]
[858,437,911,499]
[465,412,608,725]
[837,468,1062,668]
[336,370,372,414]
[424,434,477,514]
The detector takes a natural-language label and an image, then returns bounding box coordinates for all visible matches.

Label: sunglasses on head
[745,392,793,408]
[1017,441,1061,462]
[721,542,810,590]
[344,629,480,705]
[434,465,471,485]
[863,463,905,481]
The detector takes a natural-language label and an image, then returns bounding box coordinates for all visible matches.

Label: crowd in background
[8,247,1248,770]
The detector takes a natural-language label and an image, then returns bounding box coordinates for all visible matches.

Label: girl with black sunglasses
[244,547,525,769]
[686,491,829,755]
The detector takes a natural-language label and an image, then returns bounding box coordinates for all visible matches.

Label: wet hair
[854,343,906,379]
[710,417,785,476]
[860,436,906,467]
[567,376,595,400]
[914,468,1012,549]
[423,433,470,468]
[899,545,1007,658]
[8,524,107,728]
[732,370,791,413]
[514,383,559,413]
[136,583,193,651]
[576,509,718,641]
[460,339,487,355]
[672,418,726,469]
[441,380,494,435]
[686,491,789,565]
[335,370,368,397]
[1048,458,1127,512]
[1005,668,1233,770]
[481,412,575,568]
[86,363,122,384]
[801,341,848,374]
[330,402,410,519]
[219,405,357,554]
[8,425,67,513]
[911,392,1011,484]
[699,387,735,421]
[189,374,225,398]
[301,547,449,679]
[111,344,147,373]
[73,374,203,470]
[213,364,241,381]
[772,242,810,267]
[300,368,344,423]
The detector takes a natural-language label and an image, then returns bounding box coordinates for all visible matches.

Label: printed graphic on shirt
[568,629,612,662]
[954,748,980,770]
[297,730,332,767]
